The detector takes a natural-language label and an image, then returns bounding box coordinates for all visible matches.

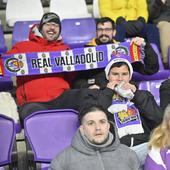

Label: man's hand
[130,37,146,46]
[88,84,100,89]
[106,82,119,90]
[120,82,137,93]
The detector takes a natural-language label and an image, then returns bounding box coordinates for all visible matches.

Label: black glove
[125,18,145,37]
[116,17,126,25]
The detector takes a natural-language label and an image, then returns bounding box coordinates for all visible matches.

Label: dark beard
[96,36,113,45]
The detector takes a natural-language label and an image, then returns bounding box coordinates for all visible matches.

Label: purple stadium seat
[0,114,17,169]
[132,43,170,81]
[0,77,13,91]
[0,25,7,55]
[24,109,79,170]
[61,18,96,48]
[138,79,165,105]
[12,20,40,46]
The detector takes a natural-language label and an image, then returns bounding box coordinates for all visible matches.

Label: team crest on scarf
[108,97,144,138]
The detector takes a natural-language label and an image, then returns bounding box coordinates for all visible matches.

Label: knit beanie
[105,58,133,80]
[39,12,61,32]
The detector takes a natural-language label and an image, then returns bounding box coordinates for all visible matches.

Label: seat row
[0,109,79,170]
[5,0,91,27]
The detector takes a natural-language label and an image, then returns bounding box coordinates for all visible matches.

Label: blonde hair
[148,104,170,149]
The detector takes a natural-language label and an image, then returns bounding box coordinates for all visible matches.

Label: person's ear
[108,121,110,129]
[79,125,84,135]
[113,29,116,37]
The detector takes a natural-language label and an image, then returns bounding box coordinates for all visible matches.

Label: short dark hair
[96,17,115,30]
[109,62,130,74]
[79,104,109,124]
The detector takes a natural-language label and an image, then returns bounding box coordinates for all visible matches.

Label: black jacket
[80,87,163,146]
[148,0,170,23]
[72,41,159,89]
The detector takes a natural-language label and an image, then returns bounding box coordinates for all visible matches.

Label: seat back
[50,0,91,19]
[0,77,13,91]
[0,25,7,55]
[6,0,43,27]
[138,79,165,105]
[0,114,16,167]
[24,109,79,164]
[12,20,40,46]
[132,43,170,81]
[92,0,101,18]
[61,18,96,48]
[168,46,170,69]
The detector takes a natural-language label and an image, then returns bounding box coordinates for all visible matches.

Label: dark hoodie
[50,126,140,170]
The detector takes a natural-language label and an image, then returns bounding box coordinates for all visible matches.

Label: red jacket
[6,25,72,106]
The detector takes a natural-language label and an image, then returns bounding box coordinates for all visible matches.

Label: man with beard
[72,17,159,89]
[3,12,75,125]
[49,104,140,170]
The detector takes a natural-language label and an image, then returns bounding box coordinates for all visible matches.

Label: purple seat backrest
[12,20,40,46]
[0,25,7,55]
[0,77,13,91]
[150,43,164,70]
[0,114,15,166]
[132,43,170,81]
[139,79,165,105]
[61,18,96,48]
[24,109,79,163]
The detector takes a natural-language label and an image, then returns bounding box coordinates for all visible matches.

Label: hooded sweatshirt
[50,126,140,170]
[5,25,73,106]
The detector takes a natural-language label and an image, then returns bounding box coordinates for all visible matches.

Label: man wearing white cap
[92,57,163,168]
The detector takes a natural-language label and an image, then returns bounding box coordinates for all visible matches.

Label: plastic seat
[6,0,43,27]
[132,43,170,81]
[138,79,165,105]
[24,109,79,169]
[0,114,17,169]
[50,0,91,20]
[2,0,8,3]
[0,25,7,55]
[61,18,96,48]
[0,76,13,92]
[12,20,40,46]
[92,0,101,18]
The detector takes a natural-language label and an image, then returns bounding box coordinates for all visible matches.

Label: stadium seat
[6,0,43,27]
[138,79,165,105]
[0,114,17,169]
[0,25,7,55]
[49,0,92,19]
[0,77,13,92]
[24,109,79,170]
[92,0,101,18]
[61,18,96,48]
[132,43,170,81]
[12,20,40,46]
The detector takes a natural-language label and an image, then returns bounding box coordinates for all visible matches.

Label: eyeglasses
[97,28,113,32]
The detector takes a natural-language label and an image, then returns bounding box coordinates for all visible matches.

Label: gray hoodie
[49,126,140,170]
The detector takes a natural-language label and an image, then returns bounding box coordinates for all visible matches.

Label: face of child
[107,65,131,84]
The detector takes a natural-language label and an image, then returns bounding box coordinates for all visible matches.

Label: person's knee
[18,103,47,126]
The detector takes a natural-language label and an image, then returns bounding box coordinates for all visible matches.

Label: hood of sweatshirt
[71,123,120,155]
[28,24,64,46]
